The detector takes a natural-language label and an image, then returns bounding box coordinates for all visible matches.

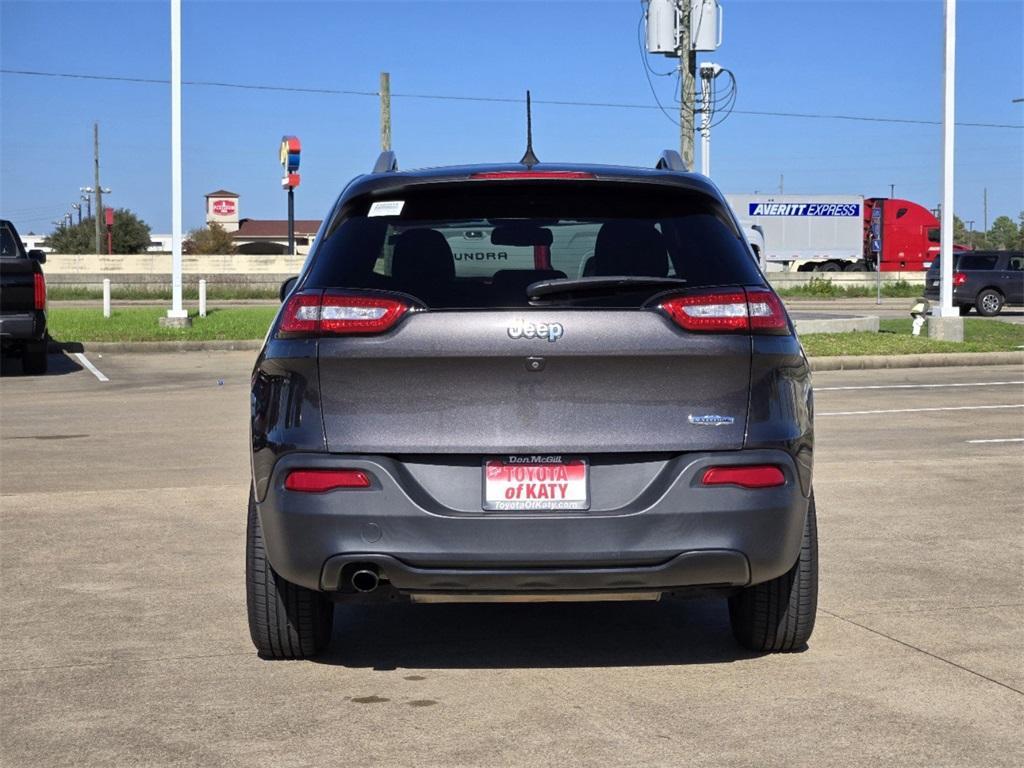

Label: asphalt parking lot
[1,351,1022,767]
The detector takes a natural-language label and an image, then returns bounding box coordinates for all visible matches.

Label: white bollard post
[199,279,207,317]
[103,279,111,318]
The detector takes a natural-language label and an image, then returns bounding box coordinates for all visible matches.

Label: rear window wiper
[527,276,688,299]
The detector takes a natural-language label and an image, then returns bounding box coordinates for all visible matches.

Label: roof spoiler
[656,150,685,172]
[373,151,398,173]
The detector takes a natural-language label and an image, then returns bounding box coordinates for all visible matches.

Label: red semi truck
[729,194,963,272]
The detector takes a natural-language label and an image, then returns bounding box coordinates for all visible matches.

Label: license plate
[483,456,589,511]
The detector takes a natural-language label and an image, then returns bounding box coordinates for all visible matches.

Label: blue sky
[1,0,1021,235]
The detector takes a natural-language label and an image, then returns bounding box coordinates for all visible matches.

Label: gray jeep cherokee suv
[247,151,817,659]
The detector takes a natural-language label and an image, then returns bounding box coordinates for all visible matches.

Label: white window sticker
[368,200,405,217]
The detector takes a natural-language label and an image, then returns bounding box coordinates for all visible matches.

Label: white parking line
[816,381,1023,392]
[74,353,109,382]
[818,404,1024,417]
[965,438,1024,444]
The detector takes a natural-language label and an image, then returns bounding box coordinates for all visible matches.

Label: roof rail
[656,150,686,172]
[373,151,398,173]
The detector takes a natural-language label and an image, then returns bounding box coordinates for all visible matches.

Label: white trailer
[726,194,867,272]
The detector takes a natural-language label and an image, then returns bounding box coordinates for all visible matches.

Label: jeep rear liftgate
[316,309,751,454]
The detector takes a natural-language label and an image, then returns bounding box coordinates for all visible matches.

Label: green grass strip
[774,278,923,299]
[47,307,278,342]
[800,318,1024,357]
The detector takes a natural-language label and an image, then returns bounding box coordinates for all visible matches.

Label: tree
[988,216,1020,251]
[953,215,967,244]
[43,209,152,254]
[183,222,235,255]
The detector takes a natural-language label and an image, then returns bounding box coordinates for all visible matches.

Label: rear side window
[1,223,25,258]
[957,254,998,271]
[304,182,762,308]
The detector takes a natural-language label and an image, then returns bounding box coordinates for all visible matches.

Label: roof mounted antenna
[519,90,539,166]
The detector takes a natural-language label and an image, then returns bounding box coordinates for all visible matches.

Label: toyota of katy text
[246,150,818,659]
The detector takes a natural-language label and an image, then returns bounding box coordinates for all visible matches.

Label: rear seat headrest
[392,229,456,283]
[593,221,668,277]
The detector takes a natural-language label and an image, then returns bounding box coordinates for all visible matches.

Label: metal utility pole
[938,0,956,319]
[678,5,696,171]
[983,187,988,233]
[889,183,895,198]
[698,63,721,177]
[380,72,391,151]
[72,203,81,225]
[699,69,711,176]
[93,123,103,255]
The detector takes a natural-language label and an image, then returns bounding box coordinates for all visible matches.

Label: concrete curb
[810,351,1024,371]
[794,315,879,334]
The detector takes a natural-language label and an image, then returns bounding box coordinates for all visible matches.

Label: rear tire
[22,340,48,375]
[975,289,1004,317]
[816,262,841,273]
[246,487,333,659]
[958,304,972,316]
[729,493,818,652]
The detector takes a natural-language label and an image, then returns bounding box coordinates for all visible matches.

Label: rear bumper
[255,450,810,594]
[0,311,45,342]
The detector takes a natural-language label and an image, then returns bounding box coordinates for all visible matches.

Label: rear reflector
[278,291,409,336]
[659,288,789,334]
[285,469,372,492]
[469,171,596,180]
[702,466,785,489]
[33,273,46,310]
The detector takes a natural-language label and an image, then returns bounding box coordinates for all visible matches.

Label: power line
[2,67,1022,129]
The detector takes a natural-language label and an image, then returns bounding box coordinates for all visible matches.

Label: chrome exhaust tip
[351,569,380,593]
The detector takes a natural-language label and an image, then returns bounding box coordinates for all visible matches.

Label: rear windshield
[303,182,762,308]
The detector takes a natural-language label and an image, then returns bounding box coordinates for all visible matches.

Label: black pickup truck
[1,219,49,374]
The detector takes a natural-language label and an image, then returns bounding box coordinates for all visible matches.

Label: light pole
[80,187,93,218]
[933,0,961,340]
[162,0,190,327]
[889,183,895,198]
[72,203,82,225]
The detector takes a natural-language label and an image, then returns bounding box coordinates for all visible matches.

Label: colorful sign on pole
[280,136,301,189]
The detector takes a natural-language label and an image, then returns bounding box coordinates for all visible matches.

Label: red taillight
[285,469,372,492]
[279,291,321,334]
[278,291,409,337]
[33,273,46,310]
[659,291,750,332]
[659,288,788,334]
[702,466,785,489]
[953,272,967,286]
[469,171,596,180]
[745,288,788,332]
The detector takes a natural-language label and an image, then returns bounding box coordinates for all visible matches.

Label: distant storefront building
[205,189,320,255]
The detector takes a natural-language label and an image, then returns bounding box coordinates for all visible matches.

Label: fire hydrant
[910,298,931,336]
